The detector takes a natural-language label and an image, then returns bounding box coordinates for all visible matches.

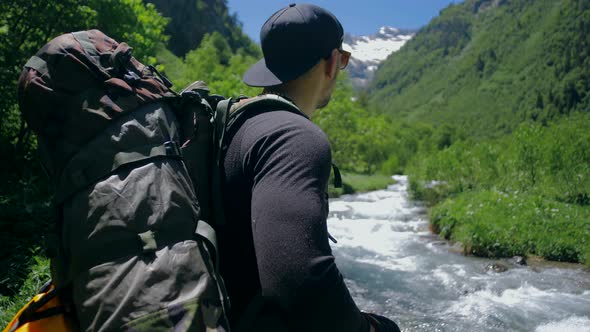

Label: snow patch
[345,38,409,63]
[344,26,415,88]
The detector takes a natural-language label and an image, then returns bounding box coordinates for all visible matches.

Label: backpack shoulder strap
[226,93,304,129]
[206,94,304,228]
[212,93,305,168]
[217,94,343,191]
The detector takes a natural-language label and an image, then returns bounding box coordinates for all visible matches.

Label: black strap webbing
[224,94,305,132]
[332,163,343,188]
[54,141,182,204]
[233,292,266,332]
[69,225,198,277]
[19,306,68,325]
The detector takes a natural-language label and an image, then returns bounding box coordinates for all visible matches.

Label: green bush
[431,190,590,265]
[328,173,395,198]
[408,114,590,265]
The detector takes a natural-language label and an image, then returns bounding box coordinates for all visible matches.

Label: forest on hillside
[370,0,589,136]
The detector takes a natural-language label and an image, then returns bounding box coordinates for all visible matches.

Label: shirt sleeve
[240,111,370,332]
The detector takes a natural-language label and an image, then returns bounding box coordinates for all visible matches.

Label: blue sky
[226,0,459,42]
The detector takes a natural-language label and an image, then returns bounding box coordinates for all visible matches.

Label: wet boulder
[485,261,509,273]
[511,255,527,266]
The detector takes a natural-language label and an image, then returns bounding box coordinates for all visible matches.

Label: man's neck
[262,89,317,117]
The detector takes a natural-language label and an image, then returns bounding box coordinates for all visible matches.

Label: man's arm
[243,111,370,331]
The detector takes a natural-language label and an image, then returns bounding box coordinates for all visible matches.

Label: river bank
[405,118,590,269]
[415,185,590,268]
[328,172,396,198]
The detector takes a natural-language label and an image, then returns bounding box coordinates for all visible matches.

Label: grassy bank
[407,116,590,267]
[430,189,590,266]
[328,173,396,198]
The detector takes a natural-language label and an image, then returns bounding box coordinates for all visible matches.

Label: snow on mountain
[343,26,415,89]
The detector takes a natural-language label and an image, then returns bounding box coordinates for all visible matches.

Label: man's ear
[324,49,339,79]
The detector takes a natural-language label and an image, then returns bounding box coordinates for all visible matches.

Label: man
[218,3,401,331]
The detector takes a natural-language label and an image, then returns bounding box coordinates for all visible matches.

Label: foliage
[313,74,399,174]
[328,173,395,198]
[408,114,590,264]
[145,0,258,57]
[409,115,590,202]
[89,0,169,65]
[0,256,50,328]
[0,173,53,296]
[158,32,261,97]
[431,190,590,266]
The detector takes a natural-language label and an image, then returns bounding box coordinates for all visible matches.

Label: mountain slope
[369,0,590,138]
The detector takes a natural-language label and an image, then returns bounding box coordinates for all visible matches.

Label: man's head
[243,3,350,114]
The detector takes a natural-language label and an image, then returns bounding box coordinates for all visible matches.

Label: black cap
[243,3,344,87]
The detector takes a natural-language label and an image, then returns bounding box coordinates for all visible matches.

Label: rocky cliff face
[343,27,415,89]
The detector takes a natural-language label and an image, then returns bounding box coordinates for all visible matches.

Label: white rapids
[328,175,590,332]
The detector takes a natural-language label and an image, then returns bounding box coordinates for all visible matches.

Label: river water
[328,176,590,332]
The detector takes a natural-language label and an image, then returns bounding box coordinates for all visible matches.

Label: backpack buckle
[123,70,141,83]
[164,141,182,158]
[138,230,158,253]
[147,65,173,88]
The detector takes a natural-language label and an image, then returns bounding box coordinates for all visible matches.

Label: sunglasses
[337,48,351,70]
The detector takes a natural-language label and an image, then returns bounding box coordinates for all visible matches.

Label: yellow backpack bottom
[3,281,76,332]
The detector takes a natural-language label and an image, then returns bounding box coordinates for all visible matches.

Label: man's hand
[364,313,401,332]
[370,323,376,332]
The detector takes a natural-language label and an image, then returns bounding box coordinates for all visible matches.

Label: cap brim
[243,58,283,87]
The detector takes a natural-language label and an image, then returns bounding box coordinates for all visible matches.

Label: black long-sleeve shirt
[219,108,370,331]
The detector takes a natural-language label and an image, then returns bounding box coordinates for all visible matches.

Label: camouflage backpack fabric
[17,30,230,331]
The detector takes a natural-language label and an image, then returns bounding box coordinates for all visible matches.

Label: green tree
[165,32,260,97]
[314,73,397,174]
[89,0,169,64]
[0,0,169,296]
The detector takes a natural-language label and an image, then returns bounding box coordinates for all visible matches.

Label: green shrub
[0,256,51,328]
[328,173,395,198]
[431,190,590,265]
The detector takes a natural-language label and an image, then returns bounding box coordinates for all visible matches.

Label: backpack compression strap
[54,140,183,205]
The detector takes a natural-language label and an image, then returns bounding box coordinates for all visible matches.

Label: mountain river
[328,176,590,332]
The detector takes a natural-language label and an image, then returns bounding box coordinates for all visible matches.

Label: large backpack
[15,29,232,331]
[13,29,341,332]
